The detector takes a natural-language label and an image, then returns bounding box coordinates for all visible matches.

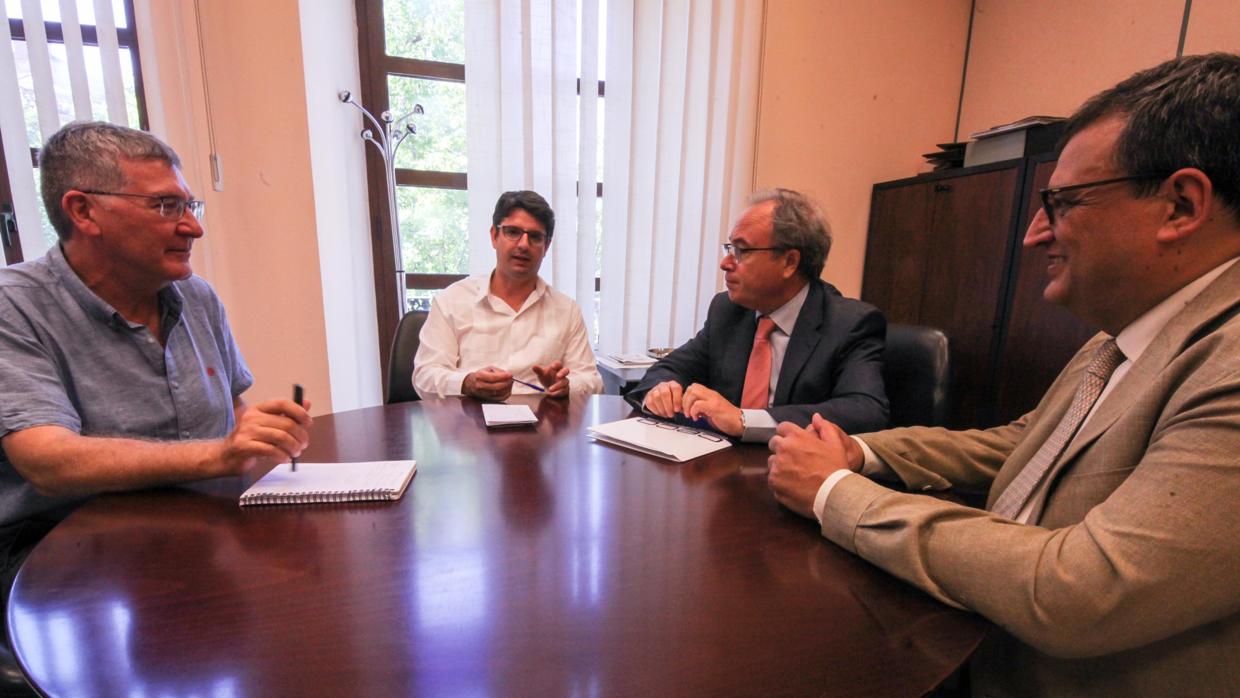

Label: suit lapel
[774,281,824,405]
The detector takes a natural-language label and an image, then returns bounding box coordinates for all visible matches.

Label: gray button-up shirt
[0,244,252,526]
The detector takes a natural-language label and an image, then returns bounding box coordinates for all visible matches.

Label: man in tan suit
[768,53,1240,697]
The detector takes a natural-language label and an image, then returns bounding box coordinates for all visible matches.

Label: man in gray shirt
[0,122,310,607]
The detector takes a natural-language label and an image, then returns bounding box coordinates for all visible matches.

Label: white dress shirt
[412,274,604,398]
[813,257,1240,524]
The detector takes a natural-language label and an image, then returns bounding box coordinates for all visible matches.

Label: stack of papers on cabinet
[588,417,731,462]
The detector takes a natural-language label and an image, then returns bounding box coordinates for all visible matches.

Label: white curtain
[465,0,762,353]
[0,0,134,262]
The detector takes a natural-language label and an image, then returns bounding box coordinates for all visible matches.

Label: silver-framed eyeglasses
[498,224,549,246]
[1038,172,1171,225]
[637,417,724,442]
[721,243,786,262]
[79,189,206,220]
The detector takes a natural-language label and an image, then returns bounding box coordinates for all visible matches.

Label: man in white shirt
[413,190,603,400]
[768,53,1240,696]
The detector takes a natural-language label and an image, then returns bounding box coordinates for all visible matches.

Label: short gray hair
[39,121,182,240]
[750,188,832,280]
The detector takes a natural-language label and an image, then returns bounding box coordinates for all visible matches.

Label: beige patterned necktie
[990,339,1125,520]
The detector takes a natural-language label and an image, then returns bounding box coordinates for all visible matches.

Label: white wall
[298,1,383,411]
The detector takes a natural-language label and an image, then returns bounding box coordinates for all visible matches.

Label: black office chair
[0,643,36,696]
[881,323,952,428]
[385,310,429,405]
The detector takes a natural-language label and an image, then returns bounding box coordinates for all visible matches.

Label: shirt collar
[477,272,548,315]
[1115,257,1239,364]
[762,281,810,335]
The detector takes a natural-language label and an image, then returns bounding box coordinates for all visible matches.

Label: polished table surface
[11,396,986,697]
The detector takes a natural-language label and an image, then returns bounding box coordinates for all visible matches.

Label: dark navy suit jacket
[627,279,889,433]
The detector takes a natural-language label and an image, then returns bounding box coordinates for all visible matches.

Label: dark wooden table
[10,395,985,696]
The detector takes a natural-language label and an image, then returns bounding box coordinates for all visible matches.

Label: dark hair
[39,121,182,240]
[1062,52,1240,220]
[492,190,555,239]
[749,188,831,280]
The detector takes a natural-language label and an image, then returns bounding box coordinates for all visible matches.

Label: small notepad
[239,460,417,507]
[482,403,539,427]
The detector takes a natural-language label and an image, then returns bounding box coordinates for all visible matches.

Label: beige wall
[957,0,1183,139]
[753,0,972,297]
[141,0,333,414]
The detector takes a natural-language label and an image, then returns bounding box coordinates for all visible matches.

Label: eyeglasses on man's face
[498,224,549,246]
[1038,172,1171,225]
[636,417,725,442]
[79,189,206,220]
[720,243,787,262]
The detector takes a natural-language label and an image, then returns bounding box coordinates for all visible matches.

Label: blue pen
[513,377,546,393]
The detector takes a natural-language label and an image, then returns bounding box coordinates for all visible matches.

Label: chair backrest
[881,323,952,428]
[386,310,429,405]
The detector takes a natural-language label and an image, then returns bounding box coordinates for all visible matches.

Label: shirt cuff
[813,469,856,524]
[854,435,897,479]
[740,409,777,442]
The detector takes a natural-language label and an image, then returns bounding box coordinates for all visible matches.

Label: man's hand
[767,415,861,518]
[219,398,312,475]
[532,361,571,398]
[642,380,685,418]
[682,384,744,437]
[462,366,514,401]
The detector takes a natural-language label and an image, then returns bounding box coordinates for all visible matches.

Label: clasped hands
[767,413,863,518]
[463,361,571,400]
[641,381,746,436]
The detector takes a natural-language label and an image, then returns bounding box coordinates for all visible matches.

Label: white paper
[482,403,539,427]
[588,417,731,462]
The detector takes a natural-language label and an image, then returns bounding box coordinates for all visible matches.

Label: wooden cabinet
[862,156,1098,429]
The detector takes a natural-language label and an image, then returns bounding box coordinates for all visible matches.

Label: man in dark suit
[628,188,888,442]
[769,53,1240,696]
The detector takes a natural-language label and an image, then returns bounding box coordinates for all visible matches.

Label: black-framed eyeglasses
[637,417,724,442]
[721,243,786,262]
[1038,173,1171,225]
[498,224,549,246]
[79,189,206,220]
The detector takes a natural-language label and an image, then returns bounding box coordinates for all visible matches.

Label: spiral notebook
[239,460,417,507]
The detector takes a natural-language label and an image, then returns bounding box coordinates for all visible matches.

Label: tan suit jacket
[822,261,1240,697]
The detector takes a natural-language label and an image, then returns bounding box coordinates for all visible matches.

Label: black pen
[291,383,304,472]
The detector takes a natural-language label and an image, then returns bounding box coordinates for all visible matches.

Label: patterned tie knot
[755,316,776,342]
[1087,339,1125,379]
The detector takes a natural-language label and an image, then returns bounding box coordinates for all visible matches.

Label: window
[355,0,468,372]
[0,0,147,264]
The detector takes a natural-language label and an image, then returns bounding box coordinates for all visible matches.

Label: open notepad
[239,460,417,507]
[588,417,731,462]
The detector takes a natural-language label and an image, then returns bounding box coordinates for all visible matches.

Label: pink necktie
[740,317,777,409]
[990,339,1125,520]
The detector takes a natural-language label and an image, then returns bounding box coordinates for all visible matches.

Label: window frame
[354,0,468,379]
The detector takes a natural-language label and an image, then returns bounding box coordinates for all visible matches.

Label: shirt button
[171,382,179,389]
[181,430,189,437]
[147,337,155,344]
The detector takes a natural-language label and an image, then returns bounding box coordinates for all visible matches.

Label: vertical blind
[465,0,762,353]
[0,0,135,263]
